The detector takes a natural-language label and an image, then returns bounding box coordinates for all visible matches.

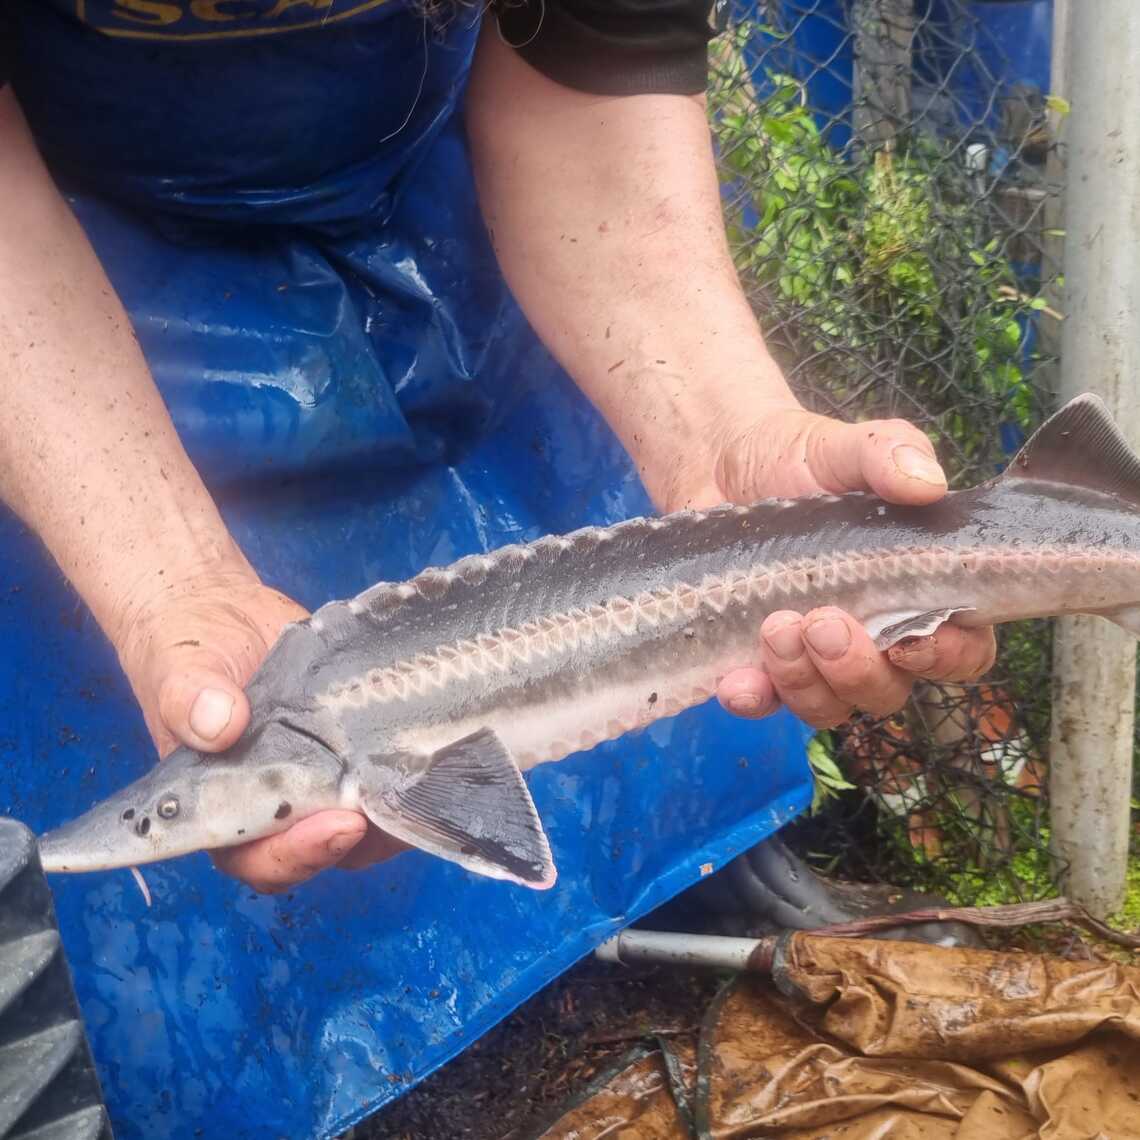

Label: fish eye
[157,796,180,820]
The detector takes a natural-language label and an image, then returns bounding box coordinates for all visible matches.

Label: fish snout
[37,756,203,873]
[38,802,166,872]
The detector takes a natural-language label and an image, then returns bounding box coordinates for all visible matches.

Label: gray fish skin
[37,394,1140,887]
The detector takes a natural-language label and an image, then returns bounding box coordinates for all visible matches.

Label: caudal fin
[1003,394,1140,507]
[358,728,557,889]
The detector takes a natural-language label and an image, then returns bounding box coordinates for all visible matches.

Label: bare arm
[0,88,379,887]
[466,30,797,512]
[0,88,248,660]
[466,32,996,726]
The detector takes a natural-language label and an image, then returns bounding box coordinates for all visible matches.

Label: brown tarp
[532,1042,698,1140]
[534,934,1140,1139]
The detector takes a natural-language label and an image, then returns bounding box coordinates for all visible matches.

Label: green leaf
[762,118,798,145]
[807,735,855,814]
[1045,93,1071,116]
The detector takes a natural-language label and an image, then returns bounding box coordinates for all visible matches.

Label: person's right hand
[114,565,403,892]
[0,90,399,894]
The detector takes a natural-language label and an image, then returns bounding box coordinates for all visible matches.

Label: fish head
[38,718,345,873]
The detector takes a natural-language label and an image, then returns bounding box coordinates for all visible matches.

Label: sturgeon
[37,394,1140,887]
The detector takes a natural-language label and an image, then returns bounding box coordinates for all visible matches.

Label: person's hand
[113,566,402,892]
[662,402,996,729]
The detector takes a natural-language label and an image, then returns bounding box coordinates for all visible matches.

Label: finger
[335,827,409,870]
[212,810,368,893]
[760,611,855,729]
[805,417,948,505]
[716,666,781,719]
[888,625,997,682]
[855,419,948,505]
[800,607,913,717]
[157,664,251,754]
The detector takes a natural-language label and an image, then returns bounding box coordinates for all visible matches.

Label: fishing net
[708,1,1085,909]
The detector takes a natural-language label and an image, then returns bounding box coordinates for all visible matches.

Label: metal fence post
[851,0,914,148]
[1049,0,1140,918]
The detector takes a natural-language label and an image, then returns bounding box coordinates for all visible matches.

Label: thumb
[157,660,251,754]
[806,416,948,505]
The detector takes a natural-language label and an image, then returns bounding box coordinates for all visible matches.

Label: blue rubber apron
[1,4,812,1135]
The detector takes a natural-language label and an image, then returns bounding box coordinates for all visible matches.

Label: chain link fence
[708,0,1076,908]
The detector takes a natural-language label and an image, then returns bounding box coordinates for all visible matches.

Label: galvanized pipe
[595,929,774,972]
[1049,0,1140,917]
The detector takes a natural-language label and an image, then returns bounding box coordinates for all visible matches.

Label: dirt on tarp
[362,959,721,1140]
[531,934,1140,1139]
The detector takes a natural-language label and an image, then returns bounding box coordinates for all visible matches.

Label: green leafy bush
[710,61,1042,478]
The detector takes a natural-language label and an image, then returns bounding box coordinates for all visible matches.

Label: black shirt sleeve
[495,0,723,96]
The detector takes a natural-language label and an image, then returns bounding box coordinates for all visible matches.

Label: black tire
[0,819,112,1140]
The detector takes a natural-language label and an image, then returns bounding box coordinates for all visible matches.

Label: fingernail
[764,618,803,662]
[727,693,768,718]
[888,635,937,671]
[892,444,946,488]
[189,688,234,741]
[803,617,851,660]
[327,830,362,860]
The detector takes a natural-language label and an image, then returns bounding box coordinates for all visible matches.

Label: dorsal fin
[1002,393,1140,506]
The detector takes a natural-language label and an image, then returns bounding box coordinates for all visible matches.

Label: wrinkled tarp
[1,7,812,1139]
[536,933,1140,1139]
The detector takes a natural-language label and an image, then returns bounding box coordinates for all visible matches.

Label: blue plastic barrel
[737,0,1053,145]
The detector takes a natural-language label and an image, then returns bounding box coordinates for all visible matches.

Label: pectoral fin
[865,606,976,651]
[359,728,557,890]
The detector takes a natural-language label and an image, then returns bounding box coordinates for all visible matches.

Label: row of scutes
[318,544,997,710]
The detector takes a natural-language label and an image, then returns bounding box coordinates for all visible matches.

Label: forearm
[466,31,796,508]
[0,89,252,650]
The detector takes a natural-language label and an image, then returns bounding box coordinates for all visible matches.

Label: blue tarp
[2,6,812,1136]
[2,395,809,1136]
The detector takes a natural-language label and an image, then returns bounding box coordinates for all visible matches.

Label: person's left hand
[661,403,997,729]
